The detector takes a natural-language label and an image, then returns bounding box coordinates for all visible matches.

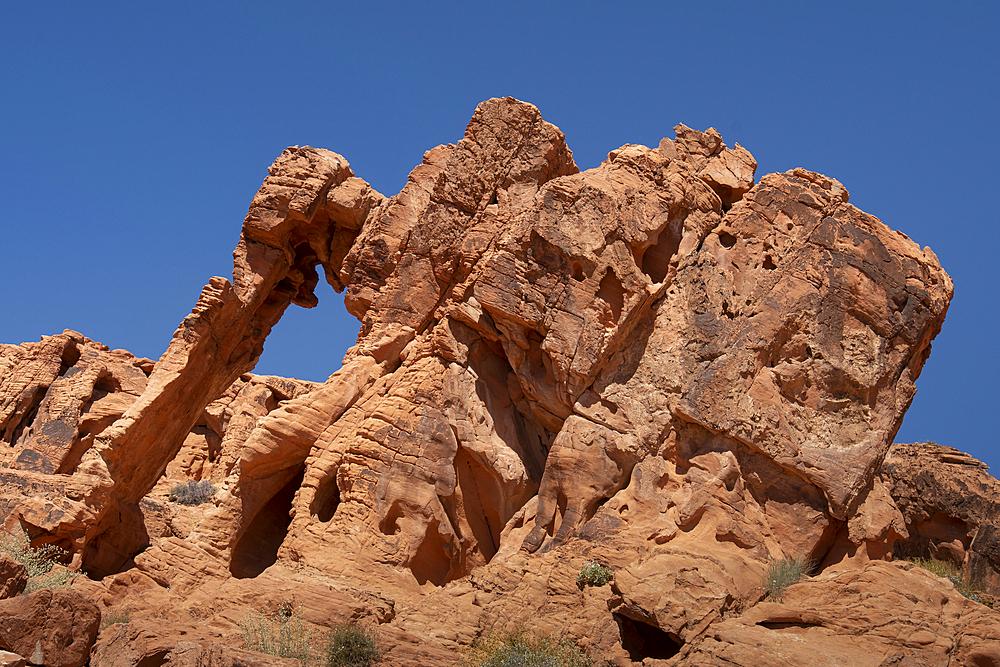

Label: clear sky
[2,2,997,471]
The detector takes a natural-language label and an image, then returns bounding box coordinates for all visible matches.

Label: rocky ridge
[1,97,997,666]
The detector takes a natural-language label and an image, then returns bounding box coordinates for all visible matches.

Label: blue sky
[2,2,997,471]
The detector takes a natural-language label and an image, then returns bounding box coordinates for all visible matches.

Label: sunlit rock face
[2,98,980,667]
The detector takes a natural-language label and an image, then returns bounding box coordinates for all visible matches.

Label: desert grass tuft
[763,557,812,602]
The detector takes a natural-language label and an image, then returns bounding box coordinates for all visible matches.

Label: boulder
[0,589,99,667]
[0,555,26,599]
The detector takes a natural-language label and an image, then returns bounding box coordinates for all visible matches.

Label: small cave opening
[615,613,683,661]
[93,372,122,396]
[637,217,683,285]
[718,231,738,248]
[597,271,626,324]
[134,651,169,667]
[409,519,452,587]
[716,185,737,211]
[58,342,81,377]
[230,466,305,579]
[455,447,502,563]
[81,500,151,579]
[312,474,341,523]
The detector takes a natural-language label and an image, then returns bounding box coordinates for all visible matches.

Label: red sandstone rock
[0,98,983,664]
[680,560,1000,666]
[90,622,300,667]
[0,589,99,667]
[881,441,1000,592]
[0,555,26,599]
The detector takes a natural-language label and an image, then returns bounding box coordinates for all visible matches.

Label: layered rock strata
[1,98,986,665]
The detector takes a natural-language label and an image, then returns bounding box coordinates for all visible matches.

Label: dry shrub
[463,629,599,667]
[0,532,77,592]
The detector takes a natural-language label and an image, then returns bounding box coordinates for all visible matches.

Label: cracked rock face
[2,98,989,665]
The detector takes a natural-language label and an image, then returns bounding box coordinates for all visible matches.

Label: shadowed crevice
[230,466,305,579]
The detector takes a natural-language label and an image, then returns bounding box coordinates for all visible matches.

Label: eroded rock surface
[882,441,1000,592]
[681,560,1000,666]
[0,97,987,665]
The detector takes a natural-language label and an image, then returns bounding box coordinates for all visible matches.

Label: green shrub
[240,605,313,662]
[905,557,993,607]
[0,532,77,592]
[240,605,383,667]
[169,479,216,505]
[100,607,131,630]
[576,561,613,589]
[325,624,382,667]
[463,630,598,667]
[763,557,811,601]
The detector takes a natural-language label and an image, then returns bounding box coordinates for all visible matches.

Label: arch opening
[252,265,362,383]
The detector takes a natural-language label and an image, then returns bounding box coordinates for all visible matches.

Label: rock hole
[597,271,626,324]
[230,466,305,579]
[93,371,122,398]
[719,231,737,248]
[716,185,736,212]
[763,255,777,270]
[58,341,81,377]
[970,654,1000,667]
[639,218,683,284]
[525,330,551,387]
[615,613,682,660]
[253,264,361,382]
[134,650,170,667]
[312,474,341,523]
[757,621,822,630]
[787,222,794,231]
[379,500,404,536]
[410,518,452,587]
[81,500,151,578]
[571,261,585,282]
[550,489,569,538]
[455,448,502,563]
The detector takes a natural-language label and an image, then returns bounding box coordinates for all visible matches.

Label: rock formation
[1,97,997,665]
[881,441,1000,592]
[0,589,99,667]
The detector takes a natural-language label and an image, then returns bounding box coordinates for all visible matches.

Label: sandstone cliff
[2,98,997,666]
